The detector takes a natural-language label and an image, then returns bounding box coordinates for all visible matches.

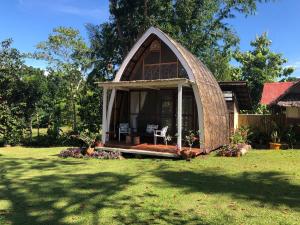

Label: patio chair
[119,123,130,142]
[146,124,158,135]
[154,126,168,145]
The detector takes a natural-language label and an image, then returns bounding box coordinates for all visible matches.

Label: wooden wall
[238,114,286,133]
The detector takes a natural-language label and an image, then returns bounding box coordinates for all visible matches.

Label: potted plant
[180,130,200,160]
[185,130,199,151]
[71,130,97,155]
[270,130,281,150]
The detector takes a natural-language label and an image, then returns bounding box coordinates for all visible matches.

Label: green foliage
[0,39,44,144]
[184,130,200,148]
[0,39,25,104]
[234,33,294,108]
[284,125,297,149]
[0,101,24,145]
[78,85,102,133]
[34,27,93,132]
[87,0,272,81]
[230,126,252,144]
[270,130,280,143]
[280,76,299,82]
[254,104,270,114]
[248,129,269,146]
[71,130,98,148]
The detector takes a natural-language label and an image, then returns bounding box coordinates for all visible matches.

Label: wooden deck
[96,142,203,158]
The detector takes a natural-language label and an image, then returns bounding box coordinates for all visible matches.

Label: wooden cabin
[97,27,229,153]
[219,81,252,133]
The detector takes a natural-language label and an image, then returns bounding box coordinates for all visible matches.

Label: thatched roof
[102,27,229,150]
[167,34,229,150]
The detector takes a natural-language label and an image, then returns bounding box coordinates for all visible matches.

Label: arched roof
[113,27,229,150]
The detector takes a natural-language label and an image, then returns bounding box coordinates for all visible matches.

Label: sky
[1,0,300,77]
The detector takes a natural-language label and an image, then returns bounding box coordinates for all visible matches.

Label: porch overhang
[95,78,194,90]
[97,78,194,149]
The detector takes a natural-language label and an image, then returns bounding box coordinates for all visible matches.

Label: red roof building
[260,82,295,105]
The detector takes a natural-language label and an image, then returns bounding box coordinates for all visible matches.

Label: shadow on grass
[1,155,299,225]
[0,156,238,225]
[0,157,136,225]
[113,201,235,225]
[155,169,300,210]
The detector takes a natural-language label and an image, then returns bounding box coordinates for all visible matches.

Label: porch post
[177,84,182,149]
[101,87,107,144]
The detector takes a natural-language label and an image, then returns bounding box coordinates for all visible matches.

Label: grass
[0,147,299,225]
[30,126,71,137]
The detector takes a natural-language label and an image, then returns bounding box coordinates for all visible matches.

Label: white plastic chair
[154,126,168,145]
[119,123,130,142]
[146,124,158,134]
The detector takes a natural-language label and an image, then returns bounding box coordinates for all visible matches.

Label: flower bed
[216,143,251,157]
[59,148,121,159]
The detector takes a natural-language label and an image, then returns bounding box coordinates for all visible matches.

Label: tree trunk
[36,112,40,137]
[73,98,77,132]
[29,117,33,141]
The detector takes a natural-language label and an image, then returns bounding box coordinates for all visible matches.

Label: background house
[219,81,252,133]
[259,81,300,144]
[261,81,300,125]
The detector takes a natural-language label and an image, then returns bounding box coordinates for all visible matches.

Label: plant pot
[269,142,281,150]
[94,141,103,147]
[126,135,132,144]
[133,136,140,145]
[86,147,95,156]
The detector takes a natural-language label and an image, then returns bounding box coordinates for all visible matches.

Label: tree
[280,76,299,82]
[78,84,102,133]
[87,0,272,81]
[0,39,48,143]
[34,27,92,132]
[0,39,25,104]
[0,39,26,144]
[234,32,294,108]
[21,66,47,139]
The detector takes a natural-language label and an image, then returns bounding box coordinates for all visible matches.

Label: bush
[284,125,297,149]
[0,101,24,145]
[216,143,250,157]
[230,126,252,144]
[248,129,269,146]
[59,148,83,158]
[59,148,121,159]
[22,132,83,147]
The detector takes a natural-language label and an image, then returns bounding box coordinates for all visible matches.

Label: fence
[238,114,286,134]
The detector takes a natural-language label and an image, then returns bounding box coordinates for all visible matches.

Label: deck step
[95,146,179,158]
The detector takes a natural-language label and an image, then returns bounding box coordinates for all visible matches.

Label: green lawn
[30,126,71,137]
[0,147,299,225]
